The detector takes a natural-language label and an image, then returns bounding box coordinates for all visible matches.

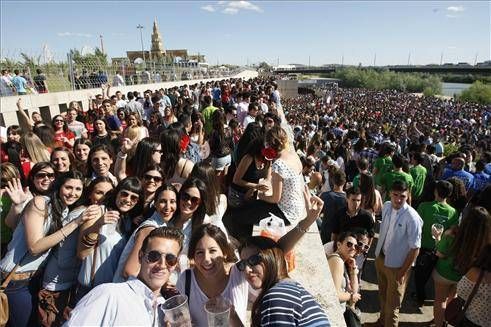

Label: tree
[459,81,491,105]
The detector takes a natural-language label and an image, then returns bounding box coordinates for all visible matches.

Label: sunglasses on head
[236,254,262,271]
[35,172,55,179]
[144,174,163,183]
[120,190,139,202]
[180,192,201,206]
[357,242,370,252]
[144,250,178,266]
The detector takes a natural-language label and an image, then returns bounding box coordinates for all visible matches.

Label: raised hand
[5,178,29,205]
[76,205,102,226]
[120,138,134,154]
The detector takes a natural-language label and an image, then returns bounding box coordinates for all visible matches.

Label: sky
[1,1,490,67]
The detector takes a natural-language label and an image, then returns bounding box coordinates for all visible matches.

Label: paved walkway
[360,229,435,326]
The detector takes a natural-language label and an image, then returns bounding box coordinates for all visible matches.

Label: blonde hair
[124,125,140,141]
[21,132,50,163]
[1,162,20,182]
[265,126,288,153]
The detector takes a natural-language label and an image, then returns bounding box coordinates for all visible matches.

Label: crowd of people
[0,73,490,327]
[1,68,48,96]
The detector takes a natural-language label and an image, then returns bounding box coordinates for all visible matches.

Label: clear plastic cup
[431,223,444,240]
[204,296,231,327]
[160,294,192,326]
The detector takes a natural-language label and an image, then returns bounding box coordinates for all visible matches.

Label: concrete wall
[0,70,259,127]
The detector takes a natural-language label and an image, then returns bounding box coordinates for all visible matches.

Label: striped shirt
[260,279,331,326]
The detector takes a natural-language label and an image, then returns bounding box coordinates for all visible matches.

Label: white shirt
[66,278,165,327]
[383,207,399,255]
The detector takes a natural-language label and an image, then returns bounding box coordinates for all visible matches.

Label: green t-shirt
[435,234,462,282]
[352,174,360,189]
[374,156,393,186]
[381,170,414,200]
[410,165,427,200]
[1,195,13,244]
[417,201,458,249]
[202,105,218,135]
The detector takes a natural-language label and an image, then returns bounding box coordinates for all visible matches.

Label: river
[441,82,471,97]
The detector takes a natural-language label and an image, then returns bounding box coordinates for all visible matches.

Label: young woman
[84,176,115,205]
[229,135,271,208]
[115,137,162,180]
[162,106,177,128]
[51,115,75,148]
[113,184,178,283]
[20,131,51,169]
[75,177,144,302]
[225,126,307,241]
[239,236,331,326]
[73,139,92,176]
[209,109,234,175]
[91,118,114,151]
[0,171,90,327]
[137,165,165,222]
[432,206,491,327]
[327,231,362,327]
[86,144,117,186]
[50,147,74,173]
[33,125,56,150]
[359,173,383,219]
[160,128,194,186]
[147,111,164,141]
[4,162,56,230]
[124,112,148,141]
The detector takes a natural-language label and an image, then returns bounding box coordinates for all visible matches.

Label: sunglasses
[236,254,262,271]
[144,174,163,183]
[180,192,201,206]
[345,241,356,249]
[152,149,163,154]
[54,119,64,123]
[144,250,178,266]
[120,190,139,202]
[35,172,56,180]
[356,242,370,252]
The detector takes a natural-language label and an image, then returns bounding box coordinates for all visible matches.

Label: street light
[137,24,145,66]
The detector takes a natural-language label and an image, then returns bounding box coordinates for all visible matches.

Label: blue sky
[1,1,489,66]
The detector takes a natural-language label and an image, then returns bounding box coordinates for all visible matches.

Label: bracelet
[117,152,127,159]
[59,228,67,241]
[81,233,98,247]
[295,223,308,234]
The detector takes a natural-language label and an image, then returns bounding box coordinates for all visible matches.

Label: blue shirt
[442,169,475,191]
[472,171,490,192]
[375,202,422,268]
[11,75,27,93]
[260,279,331,326]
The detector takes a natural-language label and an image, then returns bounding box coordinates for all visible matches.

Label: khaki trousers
[375,254,411,327]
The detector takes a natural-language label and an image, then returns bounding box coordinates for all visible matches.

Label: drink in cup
[204,296,232,327]
[159,294,191,326]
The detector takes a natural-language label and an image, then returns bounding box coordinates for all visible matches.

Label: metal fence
[1,49,239,97]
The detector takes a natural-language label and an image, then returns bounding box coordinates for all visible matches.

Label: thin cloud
[447,6,465,12]
[227,1,263,13]
[57,32,92,38]
[222,7,239,15]
[446,14,458,18]
[201,5,215,12]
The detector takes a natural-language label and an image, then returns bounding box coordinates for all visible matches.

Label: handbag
[0,253,28,327]
[445,270,484,326]
[343,306,362,327]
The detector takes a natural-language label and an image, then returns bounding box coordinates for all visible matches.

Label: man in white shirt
[66,227,184,326]
[66,108,88,139]
[112,72,125,87]
[242,102,259,129]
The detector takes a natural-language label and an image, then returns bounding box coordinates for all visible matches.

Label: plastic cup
[160,294,192,327]
[431,223,444,240]
[204,296,231,327]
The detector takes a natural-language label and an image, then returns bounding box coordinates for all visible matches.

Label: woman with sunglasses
[238,236,331,326]
[75,177,144,302]
[113,184,178,282]
[114,137,162,180]
[134,165,165,225]
[327,231,362,327]
[51,146,75,174]
[4,162,56,230]
[73,139,92,176]
[0,171,90,327]
[51,115,75,148]
[86,144,118,186]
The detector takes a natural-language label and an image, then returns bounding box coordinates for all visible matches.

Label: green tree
[459,81,491,105]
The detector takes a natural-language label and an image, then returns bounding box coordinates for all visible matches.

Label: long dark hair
[236,122,263,164]
[128,137,161,178]
[188,224,236,262]
[190,163,219,216]
[83,176,115,206]
[160,128,181,180]
[103,176,144,236]
[451,206,491,274]
[171,178,207,235]
[239,236,289,327]
[360,173,376,211]
[48,170,85,234]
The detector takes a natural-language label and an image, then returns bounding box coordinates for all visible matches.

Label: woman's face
[33,168,55,192]
[239,246,264,290]
[51,151,71,172]
[155,190,177,222]
[164,107,171,117]
[337,236,357,259]
[89,181,114,205]
[53,116,65,130]
[151,146,162,165]
[143,169,163,194]
[128,115,138,126]
[90,150,113,176]
[116,189,140,213]
[179,187,201,217]
[7,130,20,143]
[193,235,225,278]
[75,144,91,162]
[95,120,106,134]
[59,178,83,206]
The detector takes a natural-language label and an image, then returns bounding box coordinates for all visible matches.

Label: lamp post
[137,24,145,67]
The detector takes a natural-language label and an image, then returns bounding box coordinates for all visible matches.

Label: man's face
[347,194,362,213]
[390,190,408,210]
[139,237,180,293]
[67,110,77,122]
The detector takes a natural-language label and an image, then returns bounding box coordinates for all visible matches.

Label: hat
[327,159,340,168]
